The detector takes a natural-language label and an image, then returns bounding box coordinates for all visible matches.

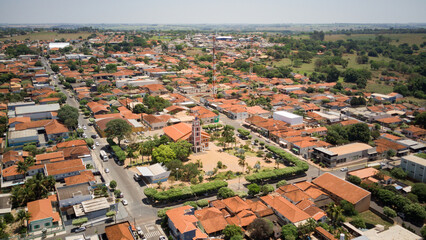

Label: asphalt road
[42,57,163,240]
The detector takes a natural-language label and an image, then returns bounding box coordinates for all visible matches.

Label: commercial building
[273,111,303,126]
[48,42,70,50]
[312,143,377,167]
[136,163,171,183]
[8,129,38,147]
[10,103,60,120]
[400,155,426,183]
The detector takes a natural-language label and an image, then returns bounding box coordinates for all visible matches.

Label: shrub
[72,217,88,227]
[3,213,14,224]
[391,167,407,179]
[347,175,362,185]
[153,180,227,202]
[196,199,209,208]
[183,201,198,209]
[248,183,260,196]
[144,187,158,200]
[351,217,366,229]
[245,146,309,183]
[218,187,235,199]
[106,210,116,217]
[340,200,357,216]
[261,184,274,195]
[157,207,173,219]
[383,206,397,218]
[276,180,287,188]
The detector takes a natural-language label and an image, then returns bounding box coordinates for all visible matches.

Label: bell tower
[192,117,202,152]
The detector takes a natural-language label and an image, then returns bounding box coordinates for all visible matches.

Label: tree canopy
[57,105,79,128]
[105,119,132,145]
[152,145,176,164]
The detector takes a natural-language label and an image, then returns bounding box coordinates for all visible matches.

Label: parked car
[159,236,167,240]
[133,174,141,181]
[122,199,128,206]
[95,142,100,146]
[105,168,110,173]
[340,167,348,172]
[136,226,144,237]
[74,227,86,233]
[91,134,97,139]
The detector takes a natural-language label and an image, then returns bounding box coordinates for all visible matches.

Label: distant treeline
[327,28,426,35]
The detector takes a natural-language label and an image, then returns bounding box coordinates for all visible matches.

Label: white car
[78,124,82,129]
[159,236,167,240]
[74,226,86,233]
[83,126,87,130]
[95,142,100,146]
[122,199,128,206]
[136,226,144,237]
[340,167,348,172]
[105,168,110,173]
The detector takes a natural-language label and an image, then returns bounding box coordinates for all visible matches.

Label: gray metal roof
[15,103,60,115]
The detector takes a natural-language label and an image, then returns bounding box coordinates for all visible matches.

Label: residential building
[27,197,61,232]
[400,155,426,183]
[56,182,92,209]
[166,205,207,240]
[312,173,371,212]
[105,221,136,240]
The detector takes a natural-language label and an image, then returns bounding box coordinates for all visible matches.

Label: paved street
[42,57,163,240]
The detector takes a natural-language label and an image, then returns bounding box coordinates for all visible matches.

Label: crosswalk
[144,230,161,238]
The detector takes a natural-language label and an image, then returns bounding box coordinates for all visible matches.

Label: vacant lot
[1,31,92,41]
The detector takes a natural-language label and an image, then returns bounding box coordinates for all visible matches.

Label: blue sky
[0,0,425,24]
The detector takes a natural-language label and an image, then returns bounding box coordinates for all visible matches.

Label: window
[45,222,50,227]
[34,225,40,229]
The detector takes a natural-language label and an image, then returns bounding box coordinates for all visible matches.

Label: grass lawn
[150,35,172,42]
[365,81,394,94]
[403,97,426,107]
[359,210,393,228]
[348,210,393,229]
[0,31,92,41]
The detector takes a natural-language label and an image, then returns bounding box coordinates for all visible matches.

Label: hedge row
[245,145,309,183]
[150,180,228,202]
[106,138,127,162]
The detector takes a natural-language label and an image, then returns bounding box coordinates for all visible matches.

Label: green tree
[72,217,88,227]
[327,203,344,227]
[403,203,426,222]
[16,210,31,227]
[85,137,94,147]
[51,64,60,73]
[223,224,243,240]
[152,145,176,164]
[411,183,426,203]
[276,180,287,188]
[260,184,274,195]
[340,200,357,216]
[383,207,397,218]
[391,167,407,179]
[57,105,79,129]
[247,183,260,196]
[421,225,426,239]
[16,161,29,176]
[281,224,298,240]
[347,175,362,186]
[105,119,132,146]
[347,123,371,143]
[169,140,193,161]
[351,217,366,229]
[414,112,426,128]
[217,187,235,199]
[105,64,117,73]
[109,180,117,189]
[247,218,274,239]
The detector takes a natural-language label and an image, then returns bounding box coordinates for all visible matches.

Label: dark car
[91,134,97,139]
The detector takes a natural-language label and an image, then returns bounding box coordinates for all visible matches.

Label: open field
[324,33,426,46]
[0,31,92,41]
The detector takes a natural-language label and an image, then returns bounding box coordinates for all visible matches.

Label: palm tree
[327,203,344,227]
[16,161,29,176]
[17,210,31,227]
[237,149,246,190]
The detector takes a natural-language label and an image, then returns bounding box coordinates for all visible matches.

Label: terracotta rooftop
[105,221,134,240]
[312,173,370,205]
[27,198,60,224]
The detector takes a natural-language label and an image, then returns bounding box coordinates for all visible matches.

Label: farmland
[0,31,92,41]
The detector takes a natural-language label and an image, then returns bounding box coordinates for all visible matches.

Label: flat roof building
[401,155,426,183]
[313,143,377,167]
[273,111,303,125]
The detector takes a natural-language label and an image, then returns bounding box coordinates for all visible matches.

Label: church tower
[192,117,202,153]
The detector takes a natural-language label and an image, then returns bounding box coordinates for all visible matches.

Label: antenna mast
[212,33,217,98]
